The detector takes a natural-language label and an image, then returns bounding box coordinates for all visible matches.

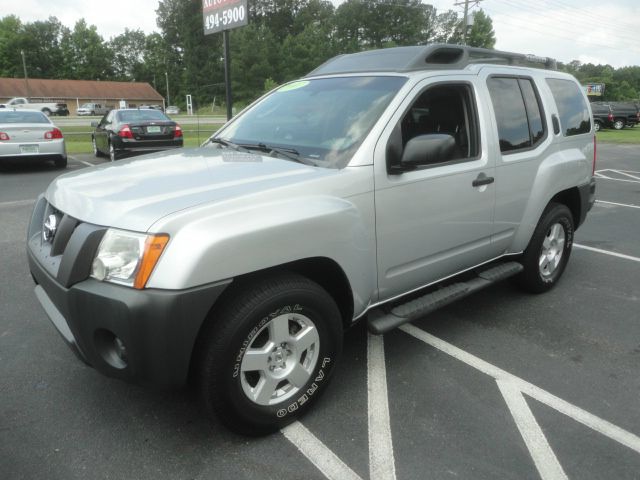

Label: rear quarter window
[546,78,591,136]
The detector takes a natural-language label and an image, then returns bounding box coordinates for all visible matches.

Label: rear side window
[546,78,591,136]
[487,77,546,153]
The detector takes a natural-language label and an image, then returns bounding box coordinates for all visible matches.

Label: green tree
[60,19,113,80]
[0,16,25,77]
[466,10,495,49]
[109,29,148,81]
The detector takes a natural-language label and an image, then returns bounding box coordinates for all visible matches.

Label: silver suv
[27,45,596,435]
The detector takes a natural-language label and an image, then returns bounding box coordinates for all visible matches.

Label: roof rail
[306,44,557,77]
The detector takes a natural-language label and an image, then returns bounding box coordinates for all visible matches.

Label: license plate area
[20,144,39,154]
[146,126,162,134]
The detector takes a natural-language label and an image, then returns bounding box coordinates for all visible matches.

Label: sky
[6,0,640,68]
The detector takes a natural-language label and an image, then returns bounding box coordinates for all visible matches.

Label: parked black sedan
[91,108,183,161]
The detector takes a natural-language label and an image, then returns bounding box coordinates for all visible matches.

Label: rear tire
[594,121,602,132]
[42,108,51,117]
[516,203,574,293]
[109,141,118,161]
[197,272,343,435]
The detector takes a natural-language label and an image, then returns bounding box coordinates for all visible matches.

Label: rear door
[481,71,552,254]
[374,76,497,301]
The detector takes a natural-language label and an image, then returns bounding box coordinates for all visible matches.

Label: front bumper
[27,197,231,389]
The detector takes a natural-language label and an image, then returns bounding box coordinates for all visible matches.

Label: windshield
[0,111,50,124]
[214,76,407,168]
[80,103,93,109]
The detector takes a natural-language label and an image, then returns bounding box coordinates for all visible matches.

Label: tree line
[559,61,640,102]
[9,0,637,108]
[0,0,497,108]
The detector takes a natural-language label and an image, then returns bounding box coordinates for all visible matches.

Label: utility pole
[20,50,31,100]
[454,0,483,45]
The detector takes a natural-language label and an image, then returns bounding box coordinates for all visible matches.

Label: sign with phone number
[203,0,248,35]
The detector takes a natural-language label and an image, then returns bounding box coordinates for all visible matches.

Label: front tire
[613,119,625,130]
[594,121,602,132]
[92,137,103,157]
[197,273,343,435]
[516,203,574,293]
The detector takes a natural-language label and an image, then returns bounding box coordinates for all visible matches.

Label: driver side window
[388,83,480,170]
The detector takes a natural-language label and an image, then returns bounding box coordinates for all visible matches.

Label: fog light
[94,329,128,370]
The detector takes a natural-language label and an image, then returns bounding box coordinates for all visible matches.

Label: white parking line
[0,199,35,208]
[497,380,568,480]
[593,173,640,184]
[574,244,640,263]
[400,324,640,455]
[610,170,640,181]
[69,155,94,167]
[281,421,363,480]
[367,333,397,480]
[595,200,640,210]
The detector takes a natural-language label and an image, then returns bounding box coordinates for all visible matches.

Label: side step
[368,261,523,335]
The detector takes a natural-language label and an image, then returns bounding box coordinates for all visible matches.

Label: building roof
[0,77,163,101]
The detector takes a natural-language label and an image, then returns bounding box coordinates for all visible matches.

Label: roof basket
[307,44,557,77]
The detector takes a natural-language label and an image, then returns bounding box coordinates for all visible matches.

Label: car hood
[46,148,336,232]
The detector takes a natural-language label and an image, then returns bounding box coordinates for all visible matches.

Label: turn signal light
[133,234,170,289]
[118,124,133,138]
[174,124,183,138]
[0,131,9,141]
[44,128,63,139]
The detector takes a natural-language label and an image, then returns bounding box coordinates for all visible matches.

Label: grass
[62,122,640,155]
[61,124,223,154]
[596,126,640,144]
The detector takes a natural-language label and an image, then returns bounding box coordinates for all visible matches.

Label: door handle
[472,174,494,187]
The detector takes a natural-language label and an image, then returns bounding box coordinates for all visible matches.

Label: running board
[368,261,523,335]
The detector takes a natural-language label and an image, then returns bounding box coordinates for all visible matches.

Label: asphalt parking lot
[1,145,639,480]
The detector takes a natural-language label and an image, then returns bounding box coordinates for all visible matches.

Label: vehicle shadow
[0,159,62,173]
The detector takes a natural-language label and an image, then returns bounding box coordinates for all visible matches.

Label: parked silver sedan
[0,109,67,168]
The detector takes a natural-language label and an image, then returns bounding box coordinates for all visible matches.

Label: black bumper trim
[577,177,596,228]
[29,248,232,389]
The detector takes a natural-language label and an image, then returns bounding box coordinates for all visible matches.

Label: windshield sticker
[278,81,310,92]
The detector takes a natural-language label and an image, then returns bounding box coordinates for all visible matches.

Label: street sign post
[202,0,249,121]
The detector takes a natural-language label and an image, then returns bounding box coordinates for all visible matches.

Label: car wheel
[109,142,118,162]
[516,203,574,294]
[197,272,343,435]
[594,121,601,132]
[54,156,67,169]
[613,119,625,130]
[42,108,51,117]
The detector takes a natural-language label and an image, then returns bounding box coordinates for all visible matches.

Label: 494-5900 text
[204,6,246,30]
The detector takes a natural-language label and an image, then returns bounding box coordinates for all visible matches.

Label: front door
[374,78,497,301]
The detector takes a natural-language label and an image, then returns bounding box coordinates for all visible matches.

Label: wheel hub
[269,343,293,371]
[539,222,565,277]
[239,313,320,406]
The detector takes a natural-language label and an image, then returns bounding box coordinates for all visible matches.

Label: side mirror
[91,121,99,128]
[401,134,456,167]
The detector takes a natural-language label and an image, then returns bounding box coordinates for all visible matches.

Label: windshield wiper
[207,137,247,152]
[240,143,313,165]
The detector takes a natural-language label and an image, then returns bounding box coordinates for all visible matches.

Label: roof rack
[306,44,557,77]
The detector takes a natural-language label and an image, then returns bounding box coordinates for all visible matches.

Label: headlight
[91,229,169,289]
